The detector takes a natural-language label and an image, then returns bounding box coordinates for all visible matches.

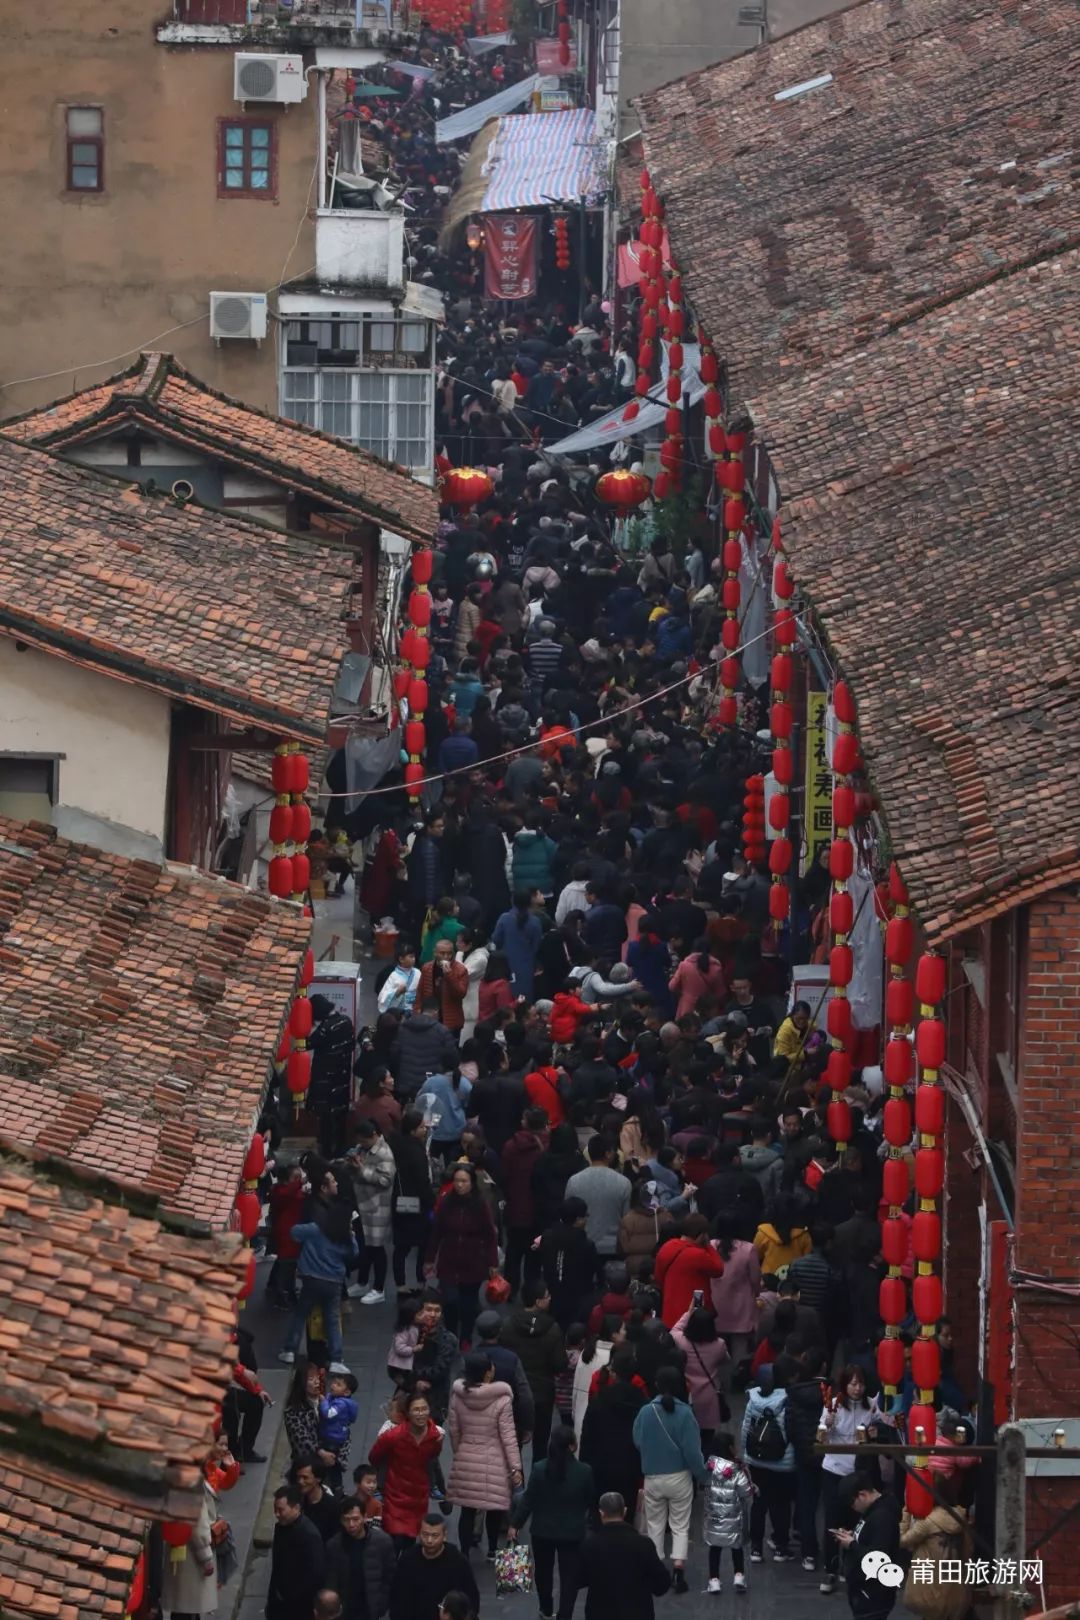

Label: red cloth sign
[484,213,538,301]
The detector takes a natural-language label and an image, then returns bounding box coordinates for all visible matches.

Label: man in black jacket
[267,1485,326,1620]
[578,1492,672,1620]
[326,1499,396,1620]
[837,1471,903,1619]
[500,1279,567,1457]
[390,1002,459,1101]
[389,1515,480,1620]
[696,1142,765,1236]
[308,996,356,1159]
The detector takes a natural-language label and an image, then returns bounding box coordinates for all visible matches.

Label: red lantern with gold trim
[290,997,313,1040]
[411,548,433,585]
[268,856,294,899]
[877,1336,905,1390]
[234,1190,260,1241]
[287,1049,311,1096]
[442,467,494,509]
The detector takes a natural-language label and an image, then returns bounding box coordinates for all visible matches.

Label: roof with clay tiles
[0,818,307,1226]
[4,351,436,543]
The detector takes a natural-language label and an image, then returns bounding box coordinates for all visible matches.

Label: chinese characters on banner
[802,690,832,874]
[484,213,539,301]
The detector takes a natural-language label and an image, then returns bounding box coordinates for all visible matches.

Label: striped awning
[480,108,602,212]
[435,75,540,145]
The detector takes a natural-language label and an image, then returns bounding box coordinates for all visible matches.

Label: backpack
[745,1402,787,1463]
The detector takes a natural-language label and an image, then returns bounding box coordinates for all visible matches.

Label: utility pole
[995,1424,1027,1620]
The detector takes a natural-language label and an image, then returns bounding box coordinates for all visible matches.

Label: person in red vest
[654,1216,725,1328]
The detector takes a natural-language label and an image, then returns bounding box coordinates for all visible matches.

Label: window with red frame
[67,107,104,192]
[217,118,276,198]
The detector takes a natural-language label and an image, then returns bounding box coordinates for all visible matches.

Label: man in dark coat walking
[578,1493,671,1620]
[267,1485,326,1620]
[326,1499,396,1620]
[389,1515,480,1620]
[308,995,355,1159]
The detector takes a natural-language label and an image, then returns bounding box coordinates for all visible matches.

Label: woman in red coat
[654,1216,725,1328]
[368,1389,444,1548]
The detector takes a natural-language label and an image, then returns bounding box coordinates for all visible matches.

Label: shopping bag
[494,1543,534,1596]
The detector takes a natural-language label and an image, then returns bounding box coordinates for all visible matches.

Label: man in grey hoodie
[739,1117,784,1200]
[566,1136,631,1256]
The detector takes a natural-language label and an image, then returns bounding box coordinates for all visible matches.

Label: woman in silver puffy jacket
[702,1434,754,1594]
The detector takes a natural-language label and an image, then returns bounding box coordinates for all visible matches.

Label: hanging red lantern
[399,628,417,667]
[700,349,718,384]
[392,669,411,701]
[403,762,425,788]
[717,696,738,726]
[300,947,314,987]
[722,539,742,571]
[242,1134,267,1185]
[885,916,913,966]
[883,1095,912,1146]
[408,590,432,629]
[127,1552,148,1616]
[275,1027,290,1066]
[829,890,854,935]
[269,804,293,846]
[770,702,793,740]
[161,1523,194,1565]
[720,656,741,689]
[289,803,311,846]
[882,1156,909,1207]
[833,680,857,724]
[905,1469,935,1519]
[708,423,726,456]
[832,785,855,828]
[829,944,853,987]
[287,1049,311,1095]
[879,1276,906,1325]
[908,1404,937,1449]
[827,1048,851,1090]
[769,838,792,876]
[411,548,433,585]
[405,721,426,756]
[722,578,741,612]
[724,497,746,533]
[916,953,946,1006]
[289,753,310,795]
[234,1190,260,1241]
[886,977,915,1028]
[665,374,682,404]
[915,1084,945,1136]
[884,1038,914,1090]
[881,1218,908,1268]
[768,795,790,831]
[665,406,683,435]
[442,467,494,509]
[653,470,671,500]
[770,653,792,692]
[827,996,852,1044]
[716,460,743,494]
[889,862,909,906]
[772,748,794,786]
[829,838,853,881]
[768,884,789,922]
[668,341,684,370]
[913,1272,943,1323]
[268,856,294,899]
[826,1099,852,1142]
[915,1020,946,1071]
[289,997,313,1040]
[877,1336,906,1389]
[408,678,428,713]
[291,852,310,894]
[721,618,740,650]
[238,1249,256,1302]
[833,733,859,776]
[911,1338,941,1390]
[914,1148,945,1200]
[912,1210,942,1263]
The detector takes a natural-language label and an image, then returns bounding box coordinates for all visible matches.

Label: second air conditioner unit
[234,53,306,104]
[210,291,268,342]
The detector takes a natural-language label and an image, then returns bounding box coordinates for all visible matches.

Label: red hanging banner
[484,213,539,301]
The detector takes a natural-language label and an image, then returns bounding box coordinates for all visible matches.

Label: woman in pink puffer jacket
[447,1351,523,1560]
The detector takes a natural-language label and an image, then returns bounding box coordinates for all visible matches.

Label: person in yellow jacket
[752,1195,812,1280]
[772,1000,812,1078]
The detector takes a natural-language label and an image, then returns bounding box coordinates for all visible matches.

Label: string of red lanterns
[284,945,315,1114]
[741,773,766,866]
[556,0,571,66]
[626,168,664,426]
[825,680,859,1154]
[767,518,797,919]
[906,948,947,1516]
[714,422,746,724]
[878,862,915,1402]
[655,253,686,500]
[553,214,571,273]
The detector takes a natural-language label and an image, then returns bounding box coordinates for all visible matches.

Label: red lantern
[161,1522,193,1557]
[877,1336,905,1389]
[880,1276,906,1325]
[768,884,789,922]
[905,1469,935,1518]
[883,1096,912,1147]
[772,748,794,786]
[721,619,740,650]
[769,838,792,876]
[242,1134,267,1184]
[442,467,494,509]
[830,944,853,987]
[908,1404,937,1449]
[726,429,748,454]
[832,785,855,829]
[404,762,425,789]
[717,696,738,726]
[269,804,293,846]
[770,654,792,693]
[642,313,658,341]
[882,1156,909,1207]
[827,996,852,1044]
[775,607,797,646]
[234,1190,260,1240]
[889,862,909,906]
[268,856,294,899]
[408,678,428,713]
[829,890,854,936]
[886,978,915,1028]
[275,1027,290,1065]
[399,628,417,666]
[289,997,313,1040]
[915,1085,945,1136]
[411,548,433,584]
[720,656,740,689]
[127,1551,148,1616]
[669,307,685,337]
[912,1211,941,1262]
[916,1019,945,1071]
[768,795,790,832]
[405,721,426,756]
[663,374,681,406]
[700,351,718,384]
[393,669,410,701]
[913,1272,943,1323]
[291,853,310,894]
[827,1048,851,1091]
[716,460,743,494]
[654,471,671,500]
[833,680,857,724]
[708,423,726,456]
[722,539,742,572]
[408,590,432,629]
[829,839,853,881]
[911,1338,941,1390]
[412,637,432,671]
[635,373,651,397]
[770,702,793,740]
[287,1049,311,1095]
[271,753,292,794]
[916,954,946,1006]
[668,274,683,304]
[668,341,684,370]
[827,1099,852,1142]
[724,497,746,533]
[881,1217,908,1268]
[300,947,314,987]
[833,732,859,776]
[914,1149,945,1200]
[885,1037,914,1089]
[886,916,913,965]
[291,804,312,846]
[289,754,310,795]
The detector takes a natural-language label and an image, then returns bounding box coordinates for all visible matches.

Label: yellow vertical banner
[803,690,832,874]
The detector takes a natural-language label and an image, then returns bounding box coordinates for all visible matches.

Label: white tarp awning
[435,75,540,144]
[466,32,513,54]
[546,344,705,455]
[386,59,437,79]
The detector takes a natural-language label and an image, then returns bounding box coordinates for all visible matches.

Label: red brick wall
[1014,889,1080,1606]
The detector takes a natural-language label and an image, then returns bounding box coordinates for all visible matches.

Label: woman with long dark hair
[579,1346,648,1510]
[708,1211,763,1370]
[670,1305,730,1455]
[667,938,727,1022]
[571,1313,627,1435]
[425,1163,500,1344]
[447,1351,523,1561]
[278,1163,356,1373]
[492,889,543,999]
[509,1424,595,1620]
[632,1365,707,1592]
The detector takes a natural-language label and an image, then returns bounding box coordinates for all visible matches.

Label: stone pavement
[225,1278,843,1620]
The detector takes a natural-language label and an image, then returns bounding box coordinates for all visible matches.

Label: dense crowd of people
[163,30,984,1620]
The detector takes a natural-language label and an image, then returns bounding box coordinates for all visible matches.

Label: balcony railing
[172,0,409,28]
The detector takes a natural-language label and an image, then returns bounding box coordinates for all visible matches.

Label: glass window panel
[250,126,271,147]
[251,150,270,171]
[67,107,102,136]
[399,321,427,353]
[72,165,99,189]
[71,143,99,166]
[224,125,245,148]
[322,372,351,402]
[367,320,396,353]
[338,321,360,349]
[251,169,269,189]
[396,373,428,403]
[225,166,246,188]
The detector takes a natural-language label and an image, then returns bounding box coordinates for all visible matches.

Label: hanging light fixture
[465,218,483,252]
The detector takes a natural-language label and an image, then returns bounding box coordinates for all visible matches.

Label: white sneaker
[277,1350,295,1365]
[749,1550,763,1564]
[820,1575,837,1595]
[706,1578,722,1595]
[328,1360,351,1375]
[346,1283,366,1298]
[360,1289,386,1305]
[733,1573,747,1594]
[802,1556,816,1572]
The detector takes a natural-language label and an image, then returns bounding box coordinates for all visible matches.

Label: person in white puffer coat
[702,1434,755,1593]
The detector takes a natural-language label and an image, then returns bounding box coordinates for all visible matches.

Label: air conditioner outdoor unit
[210,291,268,342]
[234,53,306,104]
